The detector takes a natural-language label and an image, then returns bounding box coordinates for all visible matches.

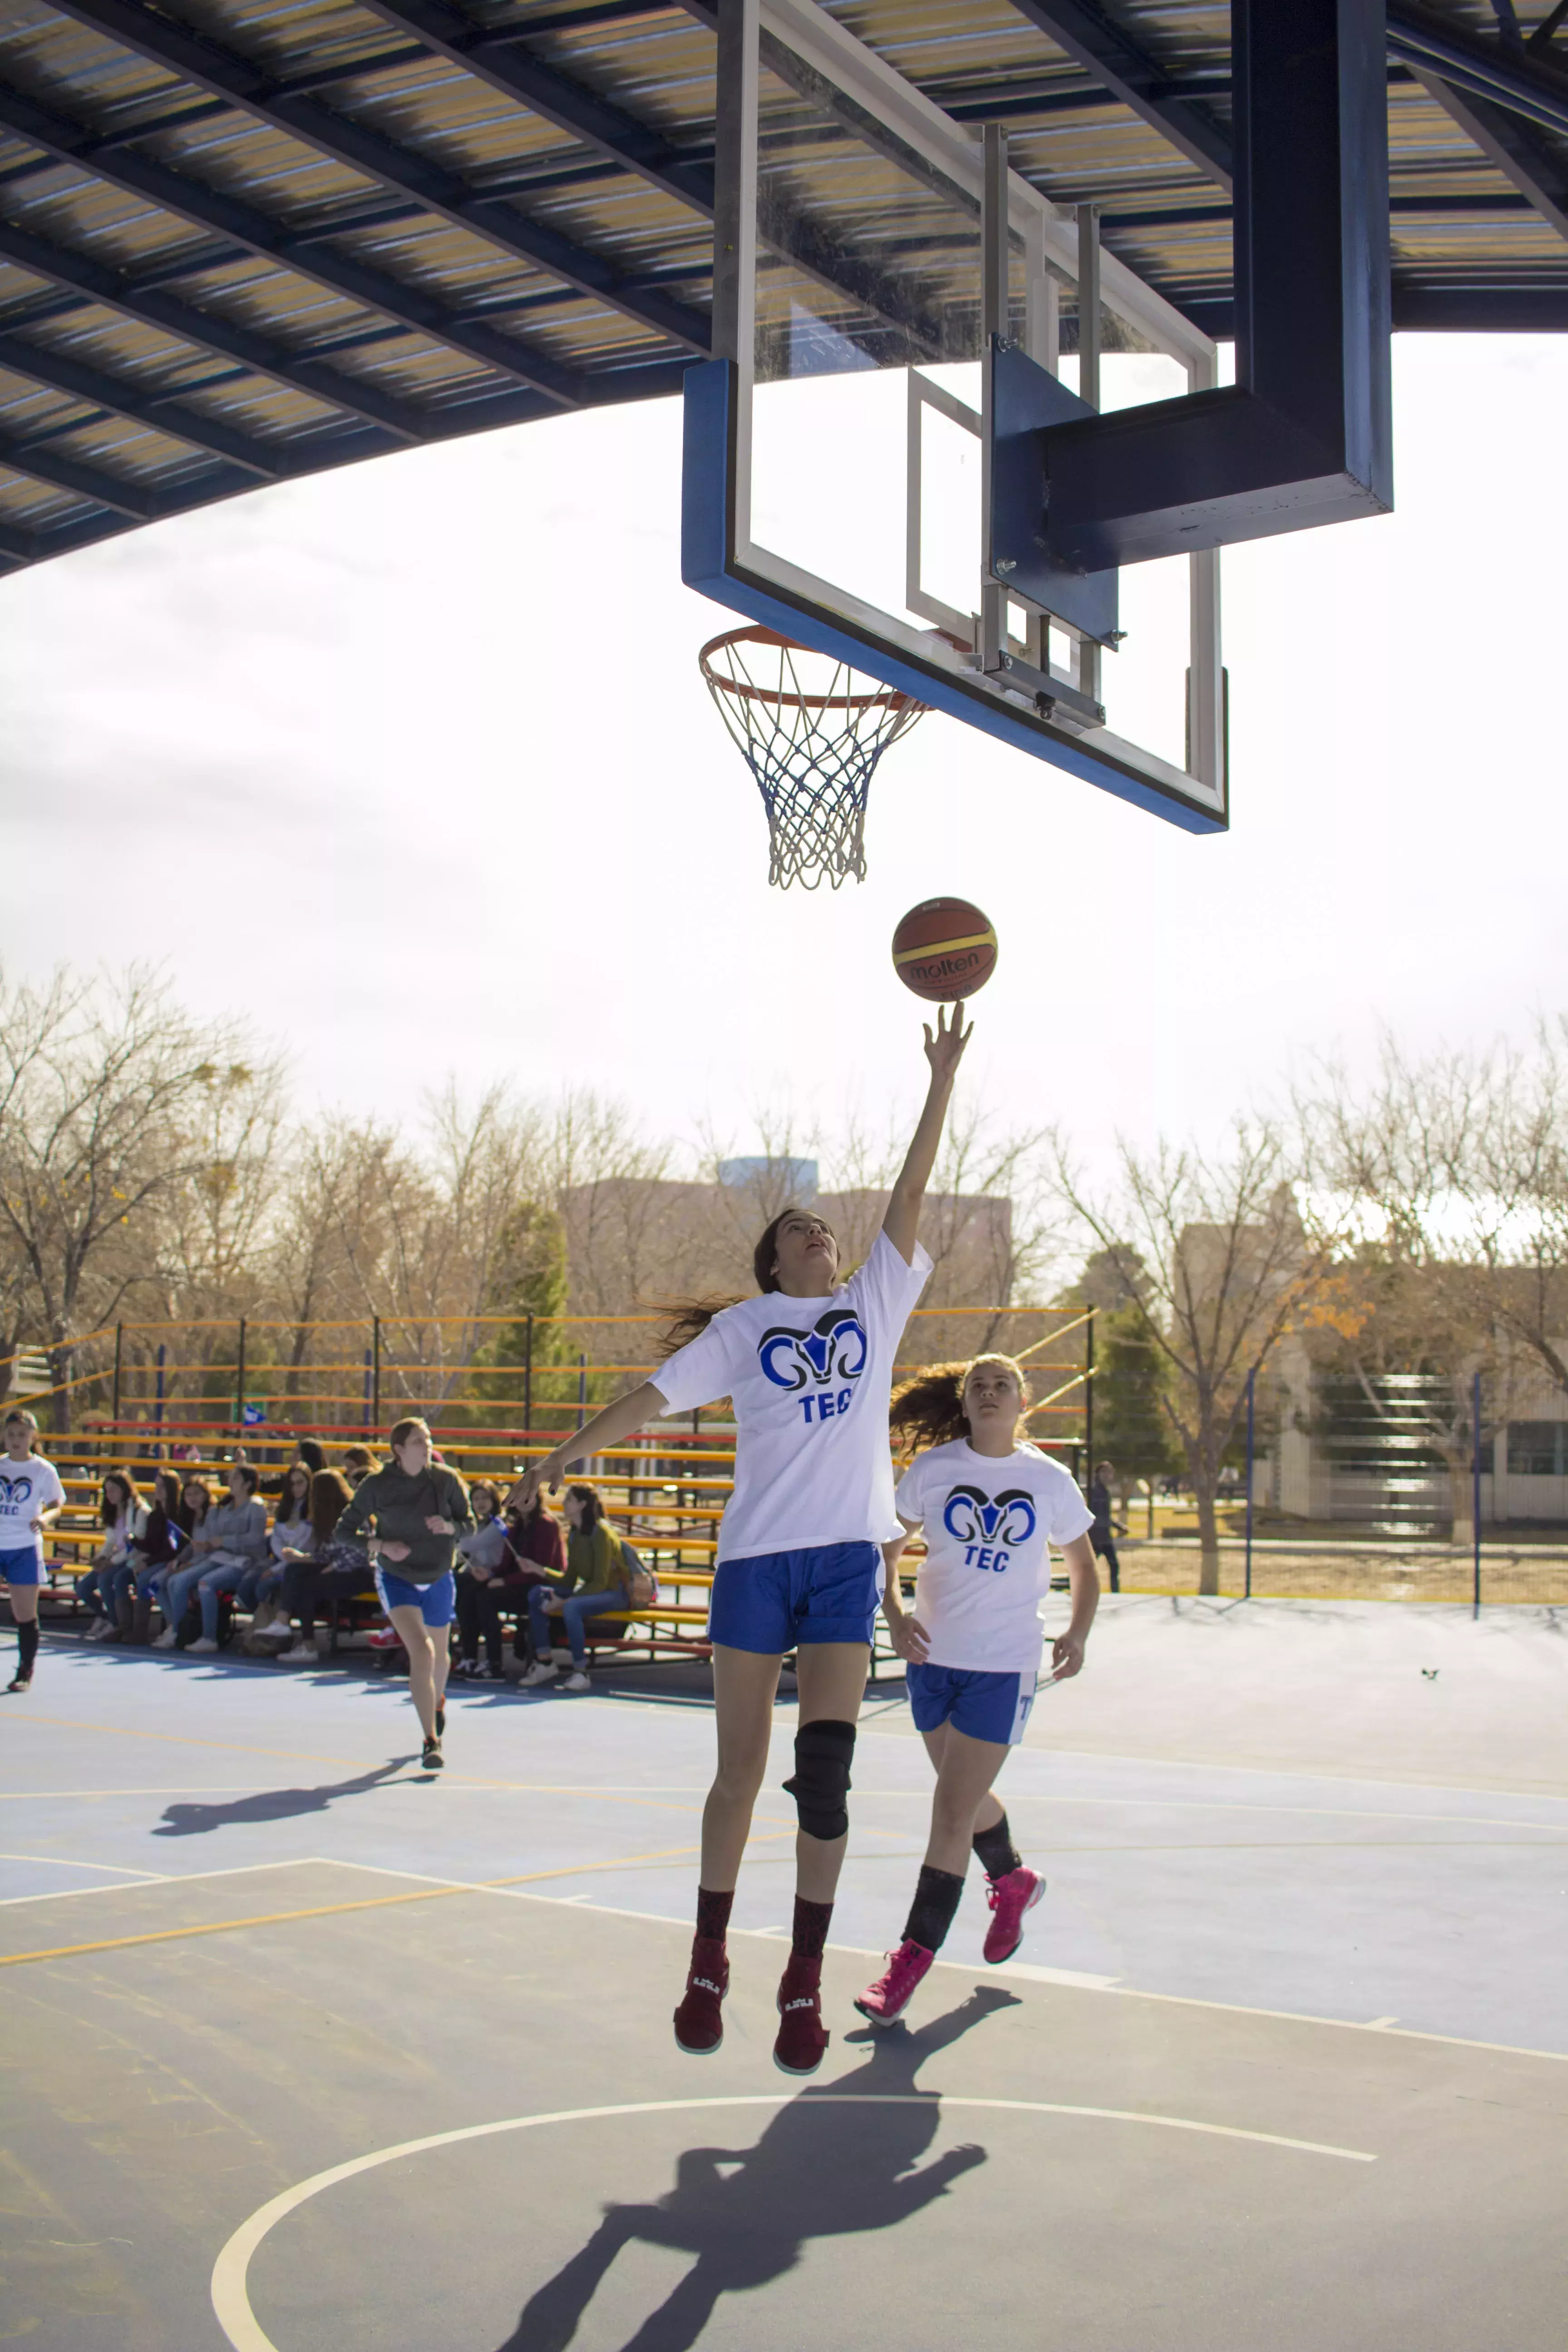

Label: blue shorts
[708,1542,883,1653]
[375,1567,456,1627]
[0,1547,41,1588]
[906,1661,1038,1747]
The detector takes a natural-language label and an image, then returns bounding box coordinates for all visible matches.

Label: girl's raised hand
[922,1000,972,1087]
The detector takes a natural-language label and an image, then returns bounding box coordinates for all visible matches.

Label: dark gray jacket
[333,1463,474,1585]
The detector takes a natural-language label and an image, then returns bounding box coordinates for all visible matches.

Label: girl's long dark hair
[277,1465,313,1524]
[308,1468,353,1548]
[181,1477,213,1529]
[99,1466,143,1526]
[565,1482,604,1534]
[656,1204,838,1354]
[889,1354,1028,1459]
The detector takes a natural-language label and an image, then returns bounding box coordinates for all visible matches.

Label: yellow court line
[0,1839,720,1970]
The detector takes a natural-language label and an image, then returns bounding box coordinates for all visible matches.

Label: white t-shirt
[0,1452,65,1561]
[894,1438,1094,1674]
[651,1230,932,1562]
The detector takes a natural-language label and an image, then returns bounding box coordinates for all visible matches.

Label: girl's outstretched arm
[882,1002,972,1265]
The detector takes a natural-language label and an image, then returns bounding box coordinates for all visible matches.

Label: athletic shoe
[278,1640,318,1664]
[774,1955,828,2076]
[421,1735,444,1770]
[475,1661,505,1681]
[673,1936,729,2054]
[983,1865,1046,1965]
[854,1940,935,2028]
[7,1671,31,1693]
[186,1636,219,1654]
[560,1670,590,1693]
[451,1657,478,1678]
[87,1619,113,1640]
[152,1626,179,1649]
[519,1661,557,1687]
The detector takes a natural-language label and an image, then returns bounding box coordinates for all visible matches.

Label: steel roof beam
[0,218,428,444]
[1405,74,1568,246]
[0,423,155,515]
[0,323,290,476]
[44,0,712,355]
[1001,0,1234,191]
[0,83,640,407]
[1388,2,1568,142]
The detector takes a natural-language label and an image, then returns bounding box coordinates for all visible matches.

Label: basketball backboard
[682,0,1228,835]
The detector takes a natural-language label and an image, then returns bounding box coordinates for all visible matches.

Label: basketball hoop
[698,627,927,890]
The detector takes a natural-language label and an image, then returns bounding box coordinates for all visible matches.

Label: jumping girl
[1,1408,65,1693]
[515,1005,970,2074]
[854,1352,1098,2027]
[335,1419,474,1769]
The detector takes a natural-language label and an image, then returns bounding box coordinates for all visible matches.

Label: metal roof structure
[0,0,1563,576]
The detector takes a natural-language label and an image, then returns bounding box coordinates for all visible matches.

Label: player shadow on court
[496,1983,1019,2352]
[152,1759,409,1836]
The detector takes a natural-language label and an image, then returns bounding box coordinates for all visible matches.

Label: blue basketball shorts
[906,1660,1038,1747]
[0,1546,41,1588]
[708,1541,883,1653]
[375,1567,456,1627]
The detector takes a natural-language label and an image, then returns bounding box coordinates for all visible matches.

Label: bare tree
[0,966,270,1426]
[1052,1122,1344,1591]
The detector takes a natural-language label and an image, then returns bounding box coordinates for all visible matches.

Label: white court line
[0,1788,268,1801]
[0,1857,330,1909]
[211,2093,1375,2352]
[0,1850,167,1877]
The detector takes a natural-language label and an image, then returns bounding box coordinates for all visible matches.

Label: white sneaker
[519,1661,558,1687]
[279,1641,318,1664]
[186,1636,219,1654]
[256,1619,293,1642]
[560,1670,590,1693]
[152,1626,179,1649]
[87,1618,112,1639]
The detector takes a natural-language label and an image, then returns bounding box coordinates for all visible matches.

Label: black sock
[973,1811,1021,1881]
[791,1894,833,1960]
[696,1886,734,1944]
[903,1863,965,1953]
[16,1621,38,1676]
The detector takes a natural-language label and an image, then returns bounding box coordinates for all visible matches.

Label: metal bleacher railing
[5,1306,1095,1662]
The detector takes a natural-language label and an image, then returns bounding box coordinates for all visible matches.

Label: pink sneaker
[854,1940,935,2027]
[983,1866,1045,1964]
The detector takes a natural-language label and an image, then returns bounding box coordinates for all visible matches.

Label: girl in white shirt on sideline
[856,1353,1099,2027]
[515,1005,970,2077]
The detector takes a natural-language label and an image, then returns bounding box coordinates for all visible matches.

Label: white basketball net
[699,628,927,889]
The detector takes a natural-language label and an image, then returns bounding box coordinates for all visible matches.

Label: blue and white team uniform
[651,1231,933,1651]
[0,1453,65,1587]
[895,1439,1094,1744]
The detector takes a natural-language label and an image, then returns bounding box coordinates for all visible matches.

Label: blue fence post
[1472,1368,1483,1619]
[1244,1365,1256,1600]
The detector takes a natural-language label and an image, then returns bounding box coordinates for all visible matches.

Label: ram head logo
[941,1485,1038,1546]
[758,1305,868,1391]
[0,1474,34,1509]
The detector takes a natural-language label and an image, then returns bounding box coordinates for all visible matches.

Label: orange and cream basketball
[892,898,998,1001]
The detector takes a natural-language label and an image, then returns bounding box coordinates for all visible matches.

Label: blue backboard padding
[681,360,1223,837]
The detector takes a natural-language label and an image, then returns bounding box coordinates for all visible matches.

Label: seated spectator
[144,1476,210,1636]
[127,1471,189,1646]
[270,1470,374,1664]
[79,1470,148,1642]
[154,1464,267,1651]
[453,1486,565,1681]
[249,1465,313,1638]
[241,1437,326,1501]
[342,1446,375,1489]
[519,1485,632,1694]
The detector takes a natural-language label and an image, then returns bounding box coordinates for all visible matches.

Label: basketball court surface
[5,1599,1565,2351]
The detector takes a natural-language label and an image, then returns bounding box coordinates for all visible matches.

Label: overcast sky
[1,333,1561,1182]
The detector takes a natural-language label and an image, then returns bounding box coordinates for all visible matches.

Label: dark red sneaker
[774,1954,828,2077]
[673,1936,729,2055]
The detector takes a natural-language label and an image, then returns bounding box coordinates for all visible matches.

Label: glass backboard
[682,0,1227,833]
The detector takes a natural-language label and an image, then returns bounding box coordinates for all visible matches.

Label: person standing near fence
[514,1004,970,2075]
[1088,1459,1124,1595]
[334,1420,474,1769]
[1,1408,64,1693]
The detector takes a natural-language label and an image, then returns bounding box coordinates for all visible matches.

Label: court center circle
[210,2092,1376,2352]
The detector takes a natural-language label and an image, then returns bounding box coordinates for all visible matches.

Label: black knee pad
[784,1718,856,1840]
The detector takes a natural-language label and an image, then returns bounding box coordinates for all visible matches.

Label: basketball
[891,897,998,1001]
